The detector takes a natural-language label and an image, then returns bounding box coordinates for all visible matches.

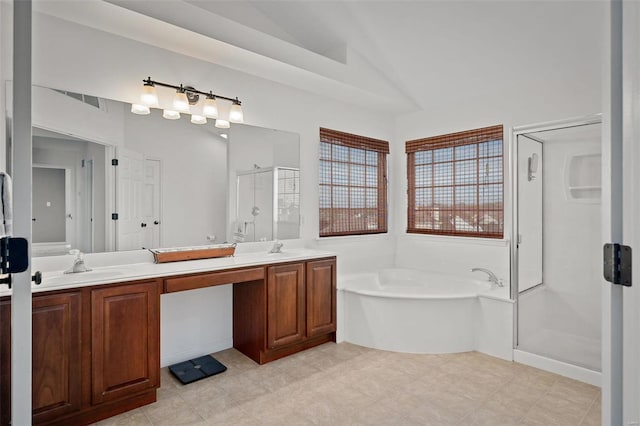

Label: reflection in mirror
[32,128,107,256]
[19,85,300,256]
[234,167,300,242]
[227,125,300,243]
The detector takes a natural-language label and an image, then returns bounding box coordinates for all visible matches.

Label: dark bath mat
[168,355,227,385]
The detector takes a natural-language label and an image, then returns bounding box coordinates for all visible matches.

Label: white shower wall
[518,134,601,371]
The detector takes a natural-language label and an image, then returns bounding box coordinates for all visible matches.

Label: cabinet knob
[141,223,147,228]
[153,220,159,225]
[32,271,42,285]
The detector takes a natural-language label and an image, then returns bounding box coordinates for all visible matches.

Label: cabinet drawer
[164,267,265,293]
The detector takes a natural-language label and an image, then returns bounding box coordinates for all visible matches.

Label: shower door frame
[510,114,602,371]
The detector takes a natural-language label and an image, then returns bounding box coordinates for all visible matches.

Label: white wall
[30,12,394,362]
[542,139,601,341]
[27,4,605,363]
[392,40,603,289]
[122,110,228,247]
[0,2,12,172]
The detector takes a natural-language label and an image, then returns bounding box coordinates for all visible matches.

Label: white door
[622,1,640,424]
[116,148,145,251]
[517,136,543,293]
[142,159,161,248]
[9,2,34,423]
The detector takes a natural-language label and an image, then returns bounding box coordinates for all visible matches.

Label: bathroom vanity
[0,251,336,425]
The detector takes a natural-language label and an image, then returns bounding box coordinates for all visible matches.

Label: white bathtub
[339,268,494,354]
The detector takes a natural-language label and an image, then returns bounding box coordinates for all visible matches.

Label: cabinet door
[0,299,10,426]
[267,263,305,349]
[91,281,159,405]
[32,292,82,423]
[306,259,337,338]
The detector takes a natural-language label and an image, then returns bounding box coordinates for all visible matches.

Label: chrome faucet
[471,268,503,287]
[269,240,284,254]
[64,249,92,274]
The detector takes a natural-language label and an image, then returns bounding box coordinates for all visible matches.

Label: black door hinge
[112,213,119,220]
[604,243,632,286]
[112,159,119,166]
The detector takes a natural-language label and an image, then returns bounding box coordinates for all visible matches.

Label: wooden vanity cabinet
[234,257,337,364]
[91,281,160,405]
[267,263,305,349]
[0,299,10,426]
[0,280,160,426]
[305,259,337,338]
[31,292,82,423]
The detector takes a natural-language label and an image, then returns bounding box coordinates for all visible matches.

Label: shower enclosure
[234,167,300,242]
[512,116,602,383]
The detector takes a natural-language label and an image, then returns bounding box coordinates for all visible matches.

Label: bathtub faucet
[471,268,503,287]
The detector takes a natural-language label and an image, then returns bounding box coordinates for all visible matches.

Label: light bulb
[229,103,244,123]
[173,90,190,113]
[163,109,180,120]
[131,104,150,115]
[191,114,207,125]
[215,119,230,129]
[140,84,158,107]
[203,97,218,118]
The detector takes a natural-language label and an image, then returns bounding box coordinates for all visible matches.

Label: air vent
[53,89,102,109]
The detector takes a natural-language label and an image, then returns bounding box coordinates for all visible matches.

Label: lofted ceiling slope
[34,0,605,116]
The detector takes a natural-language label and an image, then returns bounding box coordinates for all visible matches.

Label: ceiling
[34,0,605,115]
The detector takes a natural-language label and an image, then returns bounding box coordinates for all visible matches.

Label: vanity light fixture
[140,81,159,107]
[191,114,207,125]
[202,94,219,119]
[162,109,180,120]
[133,77,244,126]
[229,99,244,123]
[215,119,230,129]
[172,86,191,114]
[131,104,150,115]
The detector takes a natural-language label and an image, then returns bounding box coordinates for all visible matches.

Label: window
[406,125,503,238]
[319,128,389,237]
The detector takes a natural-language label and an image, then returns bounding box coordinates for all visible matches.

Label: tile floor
[95,343,601,425]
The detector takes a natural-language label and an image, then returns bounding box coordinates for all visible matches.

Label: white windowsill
[400,233,510,247]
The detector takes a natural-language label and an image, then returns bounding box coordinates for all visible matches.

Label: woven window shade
[406,125,503,153]
[320,127,390,154]
[319,128,388,237]
[406,125,504,239]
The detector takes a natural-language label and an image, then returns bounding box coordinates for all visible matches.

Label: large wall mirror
[6,85,300,256]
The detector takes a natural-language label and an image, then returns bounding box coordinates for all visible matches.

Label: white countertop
[0,248,336,297]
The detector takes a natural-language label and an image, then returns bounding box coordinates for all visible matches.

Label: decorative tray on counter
[149,243,236,263]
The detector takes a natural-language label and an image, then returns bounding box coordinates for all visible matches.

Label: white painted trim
[602,1,624,424]
[514,349,601,387]
[11,1,33,423]
[622,1,640,424]
[399,233,509,247]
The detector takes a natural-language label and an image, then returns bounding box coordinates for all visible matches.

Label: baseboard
[161,337,233,367]
[513,349,601,387]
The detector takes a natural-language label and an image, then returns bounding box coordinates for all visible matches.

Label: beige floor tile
[94,410,152,426]
[580,398,602,426]
[92,344,602,426]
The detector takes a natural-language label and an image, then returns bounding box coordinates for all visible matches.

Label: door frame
[32,164,73,249]
[621,0,639,424]
[11,1,33,423]
[509,114,602,362]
